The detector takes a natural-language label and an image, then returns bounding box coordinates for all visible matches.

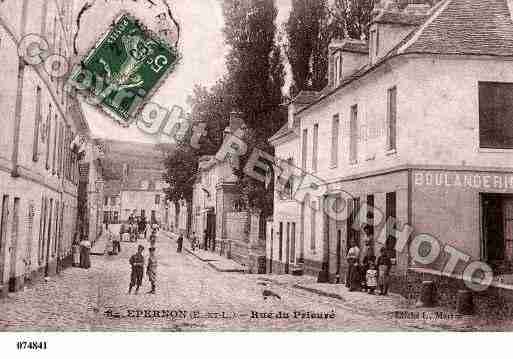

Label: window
[301,129,308,170]
[155,195,161,205]
[33,86,42,162]
[312,124,319,172]
[385,192,397,258]
[52,115,58,174]
[104,196,108,206]
[479,82,513,149]
[331,114,340,167]
[387,87,397,151]
[45,106,52,170]
[350,105,358,163]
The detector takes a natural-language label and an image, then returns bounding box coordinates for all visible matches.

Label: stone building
[0,0,103,296]
[268,0,513,314]
[192,113,266,273]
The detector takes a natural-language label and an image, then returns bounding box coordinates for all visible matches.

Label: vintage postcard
[2,0,513,351]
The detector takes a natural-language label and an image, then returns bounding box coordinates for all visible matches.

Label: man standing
[146,247,157,294]
[128,245,145,294]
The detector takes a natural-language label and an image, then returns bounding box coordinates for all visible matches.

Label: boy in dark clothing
[377,247,392,295]
[128,245,145,294]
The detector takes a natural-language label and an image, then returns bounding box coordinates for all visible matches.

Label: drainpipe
[11,0,29,178]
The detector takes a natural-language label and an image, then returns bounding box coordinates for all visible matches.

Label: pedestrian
[346,240,360,291]
[190,232,197,251]
[113,227,121,254]
[203,229,208,250]
[146,247,157,294]
[366,262,378,295]
[72,232,80,267]
[128,245,145,295]
[79,235,91,269]
[177,234,183,253]
[105,226,114,255]
[361,240,376,292]
[149,229,157,248]
[377,246,392,295]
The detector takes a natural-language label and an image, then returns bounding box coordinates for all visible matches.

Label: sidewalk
[161,231,245,273]
[255,273,493,331]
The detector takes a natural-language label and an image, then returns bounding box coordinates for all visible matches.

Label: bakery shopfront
[412,169,513,275]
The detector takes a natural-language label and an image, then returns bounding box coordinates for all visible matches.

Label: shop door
[9,198,20,291]
[285,222,290,274]
[290,222,296,265]
[503,196,513,262]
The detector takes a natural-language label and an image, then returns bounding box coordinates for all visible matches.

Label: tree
[285,0,330,96]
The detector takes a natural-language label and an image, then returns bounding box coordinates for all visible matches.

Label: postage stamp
[71,12,179,123]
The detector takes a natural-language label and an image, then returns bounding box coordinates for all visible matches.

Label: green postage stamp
[71,13,179,123]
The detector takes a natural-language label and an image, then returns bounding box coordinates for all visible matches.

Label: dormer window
[370,29,379,61]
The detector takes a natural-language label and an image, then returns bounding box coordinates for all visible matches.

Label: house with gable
[269,0,513,314]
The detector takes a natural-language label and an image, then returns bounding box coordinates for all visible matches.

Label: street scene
[3,0,513,337]
[1,227,508,331]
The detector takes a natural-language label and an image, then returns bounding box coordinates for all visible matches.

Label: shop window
[481,194,513,269]
[479,82,513,149]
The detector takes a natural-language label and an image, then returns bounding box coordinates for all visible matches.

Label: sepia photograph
[1,0,513,356]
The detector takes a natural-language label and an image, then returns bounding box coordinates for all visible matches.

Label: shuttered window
[32,86,42,161]
[331,114,339,167]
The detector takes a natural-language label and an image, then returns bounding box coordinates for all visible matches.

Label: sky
[76,0,292,143]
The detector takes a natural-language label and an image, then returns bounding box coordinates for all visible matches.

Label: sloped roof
[373,10,427,26]
[295,0,513,116]
[400,0,513,56]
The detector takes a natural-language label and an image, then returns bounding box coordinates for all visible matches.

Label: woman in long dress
[80,236,92,269]
[72,232,80,267]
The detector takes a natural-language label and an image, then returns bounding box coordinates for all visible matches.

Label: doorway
[285,222,290,274]
[24,203,35,283]
[45,198,53,277]
[482,194,513,273]
[9,197,20,291]
[0,195,9,289]
[206,211,216,251]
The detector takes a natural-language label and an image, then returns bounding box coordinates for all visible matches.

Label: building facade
[191,114,266,272]
[98,140,169,226]
[0,0,104,296]
[268,0,513,312]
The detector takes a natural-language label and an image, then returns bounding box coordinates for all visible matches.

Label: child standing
[366,262,378,295]
[377,247,392,295]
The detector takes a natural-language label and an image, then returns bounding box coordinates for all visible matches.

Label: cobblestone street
[0,231,511,331]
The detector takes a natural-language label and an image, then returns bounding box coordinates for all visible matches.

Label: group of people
[128,227,159,295]
[346,240,393,295]
[72,232,92,269]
